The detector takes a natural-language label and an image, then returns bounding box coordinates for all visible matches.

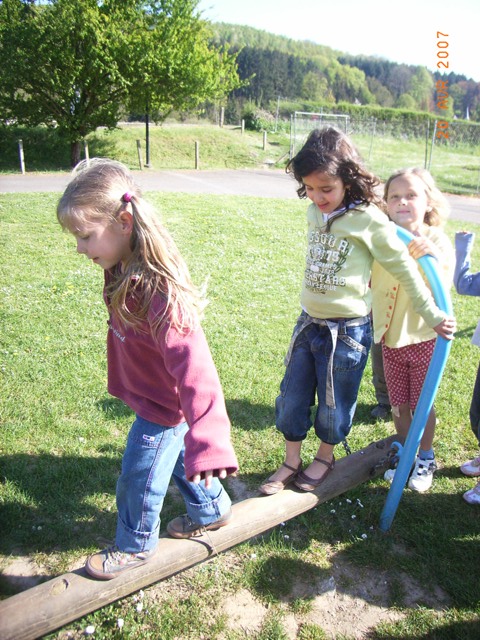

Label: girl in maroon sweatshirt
[57,158,238,579]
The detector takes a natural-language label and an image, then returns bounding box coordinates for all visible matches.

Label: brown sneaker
[166,510,233,539]
[85,544,157,580]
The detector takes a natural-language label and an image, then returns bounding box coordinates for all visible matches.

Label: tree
[0,0,241,166]
[326,61,375,105]
[388,64,414,99]
[301,71,333,103]
[409,66,434,111]
[448,79,480,120]
[366,77,394,107]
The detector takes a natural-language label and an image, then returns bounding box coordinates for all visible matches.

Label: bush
[242,104,276,132]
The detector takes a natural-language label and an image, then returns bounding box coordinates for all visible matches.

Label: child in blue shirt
[454,230,480,504]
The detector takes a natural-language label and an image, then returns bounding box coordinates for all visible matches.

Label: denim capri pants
[275,311,372,445]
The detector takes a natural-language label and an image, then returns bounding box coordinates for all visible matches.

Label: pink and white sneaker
[460,455,480,477]
[463,480,480,505]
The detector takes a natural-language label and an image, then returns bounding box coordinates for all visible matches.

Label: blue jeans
[276,314,371,445]
[115,416,232,553]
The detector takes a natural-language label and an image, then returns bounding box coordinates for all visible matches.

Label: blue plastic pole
[379,225,453,531]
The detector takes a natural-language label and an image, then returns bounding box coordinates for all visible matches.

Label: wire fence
[290,112,480,195]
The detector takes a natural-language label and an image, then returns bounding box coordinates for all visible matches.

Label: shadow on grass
[1,453,479,632]
[0,452,186,598]
[0,452,121,556]
[243,469,480,611]
[226,398,275,431]
[368,618,480,640]
[452,325,480,340]
[225,397,387,431]
[97,396,134,420]
[0,451,187,553]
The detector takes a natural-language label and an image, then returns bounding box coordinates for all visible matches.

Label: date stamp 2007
[435,32,450,139]
[436,32,449,71]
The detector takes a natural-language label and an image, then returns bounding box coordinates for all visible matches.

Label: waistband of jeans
[308,315,370,328]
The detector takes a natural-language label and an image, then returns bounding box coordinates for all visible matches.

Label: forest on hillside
[209,23,480,124]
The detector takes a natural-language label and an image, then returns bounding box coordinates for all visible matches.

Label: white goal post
[289,111,350,158]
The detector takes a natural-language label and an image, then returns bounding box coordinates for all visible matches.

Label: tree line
[211,23,480,123]
[1,1,478,171]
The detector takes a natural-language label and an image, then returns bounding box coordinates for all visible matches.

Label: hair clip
[122,191,133,203]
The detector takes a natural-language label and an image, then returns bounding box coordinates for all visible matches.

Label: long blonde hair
[57,158,206,336]
[383,167,450,227]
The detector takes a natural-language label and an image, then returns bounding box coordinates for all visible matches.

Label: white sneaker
[383,457,415,484]
[407,457,437,493]
[460,455,480,477]
[384,468,396,483]
[463,480,480,505]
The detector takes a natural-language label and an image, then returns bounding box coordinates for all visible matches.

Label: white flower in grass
[84,625,95,635]
[361,534,368,539]
[117,618,124,630]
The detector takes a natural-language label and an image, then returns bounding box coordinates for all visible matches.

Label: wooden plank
[0,435,398,640]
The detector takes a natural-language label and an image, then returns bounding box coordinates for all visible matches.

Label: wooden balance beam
[0,435,398,640]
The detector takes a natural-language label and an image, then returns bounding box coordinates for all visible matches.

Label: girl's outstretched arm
[454,231,480,296]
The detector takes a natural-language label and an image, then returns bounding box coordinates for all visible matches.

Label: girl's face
[385,174,429,234]
[72,214,132,270]
[303,171,347,214]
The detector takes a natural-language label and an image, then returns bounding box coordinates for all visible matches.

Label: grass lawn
[0,190,479,639]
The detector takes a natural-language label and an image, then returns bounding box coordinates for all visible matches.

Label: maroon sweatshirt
[104,271,238,481]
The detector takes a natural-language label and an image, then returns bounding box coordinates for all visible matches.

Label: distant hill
[209,23,479,122]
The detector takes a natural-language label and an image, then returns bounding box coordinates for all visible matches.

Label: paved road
[1,168,479,224]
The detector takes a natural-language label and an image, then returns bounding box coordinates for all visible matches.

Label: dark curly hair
[286,127,381,212]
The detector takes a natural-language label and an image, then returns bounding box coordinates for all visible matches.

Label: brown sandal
[259,461,302,495]
[294,456,335,492]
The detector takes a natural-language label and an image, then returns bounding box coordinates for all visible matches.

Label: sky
[198,0,480,82]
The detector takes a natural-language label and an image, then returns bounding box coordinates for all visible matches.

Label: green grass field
[1,190,479,639]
